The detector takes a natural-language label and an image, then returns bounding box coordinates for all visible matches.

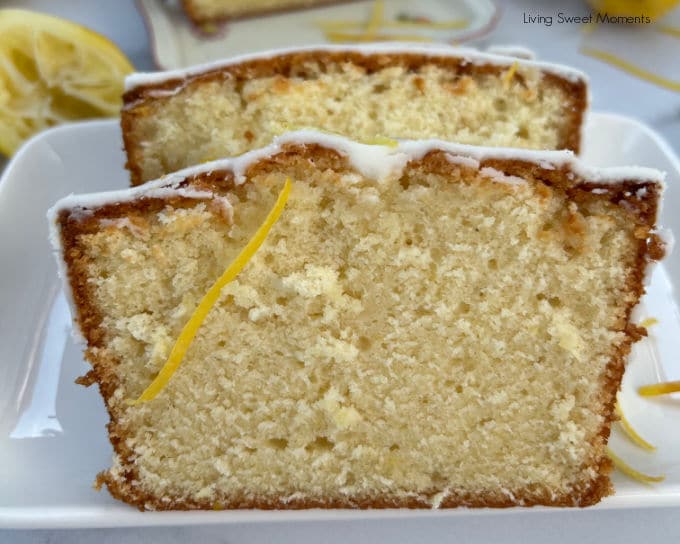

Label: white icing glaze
[658,227,675,256]
[444,153,480,170]
[47,207,86,344]
[142,87,185,99]
[643,259,659,289]
[49,129,667,223]
[430,487,451,509]
[48,129,668,342]
[631,227,673,295]
[124,43,587,94]
[485,44,536,60]
[49,186,219,220]
[479,167,526,186]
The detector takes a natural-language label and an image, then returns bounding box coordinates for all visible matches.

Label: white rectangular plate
[0,113,679,528]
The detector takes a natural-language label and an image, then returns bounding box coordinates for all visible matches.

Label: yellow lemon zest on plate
[0,9,134,156]
[318,0,462,43]
[324,32,434,43]
[128,178,292,405]
[640,317,659,328]
[317,19,467,31]
[199,22,219,35]
[581,20,598,34]
[586,0,680,21]
[607,447,665,484]
[502,61,519,90]
[615,399,656,451]
[385,19,467,30]
[638,380,680,397]
[365,0,384,40]
[580,47,680,93]
[658,24,680,38]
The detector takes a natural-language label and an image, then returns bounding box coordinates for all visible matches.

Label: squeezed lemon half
[0,9,133,156]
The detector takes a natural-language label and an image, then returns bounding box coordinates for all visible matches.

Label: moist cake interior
[57,145,661,509]
[122,49,586,185]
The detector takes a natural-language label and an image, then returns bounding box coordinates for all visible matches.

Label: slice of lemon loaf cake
[49,131,665,510]
[122,44,588,186]
[182,0,340,24]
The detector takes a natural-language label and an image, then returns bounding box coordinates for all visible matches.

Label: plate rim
[1,111,680,529]
[134,0,501,70]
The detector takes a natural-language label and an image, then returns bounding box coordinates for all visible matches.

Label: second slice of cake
[50,131,665,510]
[122,44,588,185]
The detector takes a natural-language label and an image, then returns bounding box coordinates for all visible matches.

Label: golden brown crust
[120,50,587,186]
[179,0,205,25]
[59,145,661,511]
[101,478,610,511]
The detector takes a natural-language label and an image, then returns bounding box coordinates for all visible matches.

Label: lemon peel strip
[638,380,680,397]
[324,32,433,43]
[364,136,399,147]
[317,0,462,43]
[129,178,292,405]
[365,0,384,39]
[615,399,656,451]
[385,19,467,30]
[316,19,467,31]
[607,447,664,484]
[580,47,680,92]
[581,20,598,34]
[640,317,659,328]
[502,61,519,90]
[657,25,680,39]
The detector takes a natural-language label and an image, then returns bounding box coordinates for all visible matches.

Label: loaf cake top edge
[124,43,588,93]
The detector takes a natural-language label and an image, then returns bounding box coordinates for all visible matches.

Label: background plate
[137,0,499,69]
[0,113,679,528]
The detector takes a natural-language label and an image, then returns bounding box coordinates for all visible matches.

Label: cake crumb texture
[58,149,661,510]
[122,50,586,185]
